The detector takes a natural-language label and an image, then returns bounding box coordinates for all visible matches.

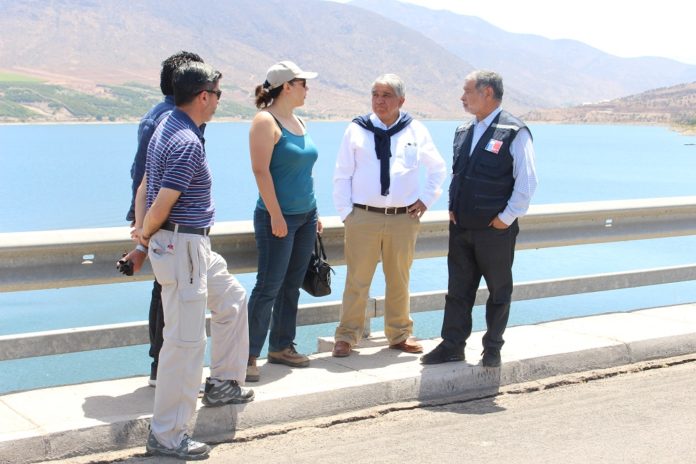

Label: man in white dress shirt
[421,70,537,368]
[332,74,446,357]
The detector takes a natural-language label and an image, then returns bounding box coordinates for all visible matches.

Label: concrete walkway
[1,304,695,464]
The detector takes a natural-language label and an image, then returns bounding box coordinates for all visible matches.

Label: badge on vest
[485,139,503,154]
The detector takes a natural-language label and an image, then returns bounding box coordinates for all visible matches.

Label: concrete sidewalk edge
[1,306,695,464]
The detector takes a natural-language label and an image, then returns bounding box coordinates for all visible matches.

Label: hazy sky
[334,0,696,65]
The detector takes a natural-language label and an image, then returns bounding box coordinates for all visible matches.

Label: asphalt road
[59,358,696,464]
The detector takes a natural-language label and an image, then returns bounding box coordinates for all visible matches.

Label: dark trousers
[440,220,519,351]
[148,280,164,369]
[248,207,318,357]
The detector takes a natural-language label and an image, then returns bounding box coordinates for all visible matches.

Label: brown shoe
[332,341,351,357]
[246,356,259,382]
[389,338,423,353]
[268,346,310,368]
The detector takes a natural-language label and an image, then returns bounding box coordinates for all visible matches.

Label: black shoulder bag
[302,235,334,297]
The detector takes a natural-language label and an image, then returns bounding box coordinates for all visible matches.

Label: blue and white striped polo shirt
[145,108,214,228]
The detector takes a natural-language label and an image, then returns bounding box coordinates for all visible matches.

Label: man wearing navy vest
[422,70,537,368]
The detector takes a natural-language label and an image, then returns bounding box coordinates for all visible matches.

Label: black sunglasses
[289,79,307,88]
[199,88,222,99]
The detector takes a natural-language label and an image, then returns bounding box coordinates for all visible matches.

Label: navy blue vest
[449,110,530,229]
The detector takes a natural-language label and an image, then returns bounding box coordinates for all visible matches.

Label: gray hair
[372,73,405,98]
[466,70,503,101]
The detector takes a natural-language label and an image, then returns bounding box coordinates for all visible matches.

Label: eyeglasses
[199,88,222,99]
[289,79,307,88]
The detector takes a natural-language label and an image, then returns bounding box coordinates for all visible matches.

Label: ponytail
[254,81,283,108]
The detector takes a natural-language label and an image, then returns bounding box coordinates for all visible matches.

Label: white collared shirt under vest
[469,106,538,225]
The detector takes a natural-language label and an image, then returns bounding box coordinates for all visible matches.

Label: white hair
[372,73,405,98]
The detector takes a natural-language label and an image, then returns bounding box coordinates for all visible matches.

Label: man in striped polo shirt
[125,51,204,389]
[135,62,253,460]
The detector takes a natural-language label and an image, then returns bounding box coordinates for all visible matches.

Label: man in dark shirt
[125,51,203,387]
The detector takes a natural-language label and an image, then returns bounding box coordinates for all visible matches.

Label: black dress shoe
[420,341,465,364]
[481,349,501,367]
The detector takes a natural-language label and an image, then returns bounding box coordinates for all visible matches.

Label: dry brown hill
[0,0,502,120]
[523,82,696,128]
[3,0,695,123]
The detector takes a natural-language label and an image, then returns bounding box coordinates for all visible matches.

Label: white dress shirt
[333,112,447,221]
[469,107,538,225]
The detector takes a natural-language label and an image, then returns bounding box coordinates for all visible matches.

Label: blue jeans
[248,207,318,356]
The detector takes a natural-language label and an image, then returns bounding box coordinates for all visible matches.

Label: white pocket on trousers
[177,240,207,343]
[148,235,176,285]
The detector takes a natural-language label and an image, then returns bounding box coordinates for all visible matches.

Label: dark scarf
[352,112,413,196]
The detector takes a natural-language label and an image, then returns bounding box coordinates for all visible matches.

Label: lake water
[1,121,695,393]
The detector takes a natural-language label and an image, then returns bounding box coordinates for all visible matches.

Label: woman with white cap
[246,61,321,382]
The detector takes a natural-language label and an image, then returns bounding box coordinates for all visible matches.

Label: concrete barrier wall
[2,197,696,293]
[2,264,695,361]
[1,197,695,361]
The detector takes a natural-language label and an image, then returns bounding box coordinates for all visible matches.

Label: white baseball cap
[265,61,318,89]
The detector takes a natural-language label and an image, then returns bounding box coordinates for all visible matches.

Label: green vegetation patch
[0,82,163,121]
[0,72,44,83]
[0,80,257,122]
[0,99,38,118]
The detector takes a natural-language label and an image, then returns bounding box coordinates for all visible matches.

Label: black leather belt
[161,221,211,236]
[353,203,409,215]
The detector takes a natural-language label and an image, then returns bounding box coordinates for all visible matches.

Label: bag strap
[316,234,327,260]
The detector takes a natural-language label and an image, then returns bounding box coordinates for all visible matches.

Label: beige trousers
[148,229,248,449]
[335,208,420,346]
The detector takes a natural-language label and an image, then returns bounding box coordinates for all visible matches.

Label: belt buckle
[384,207,398,215]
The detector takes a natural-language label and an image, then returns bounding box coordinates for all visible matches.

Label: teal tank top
[256,118,318,214]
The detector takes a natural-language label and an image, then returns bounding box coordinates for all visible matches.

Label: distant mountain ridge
[523,81,696,128]
[0,0,483,121]
[349,0,696,108]
[1,0,696,123]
